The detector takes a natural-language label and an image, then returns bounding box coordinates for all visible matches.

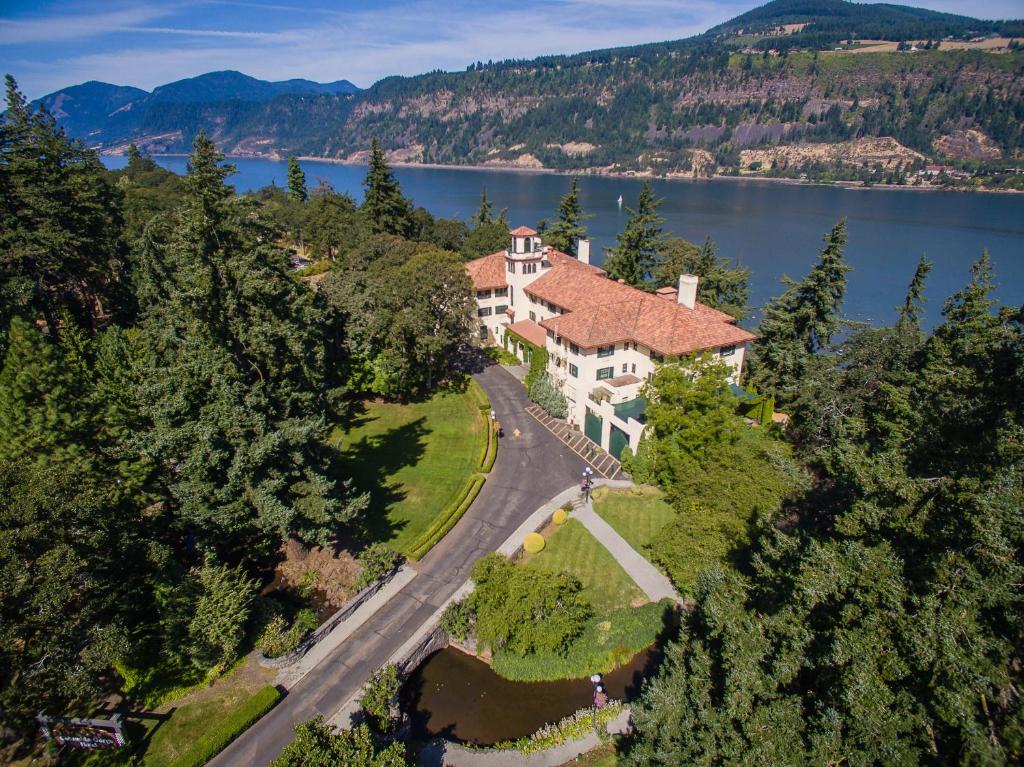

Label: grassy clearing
[523,519,645,611]
[492,601,670,682]
[141,685,281,767]
[592,485,676,556]
[331,388,483,555]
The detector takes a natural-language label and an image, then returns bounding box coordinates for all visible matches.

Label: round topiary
[552,509,568,525]
[523,532,546,553]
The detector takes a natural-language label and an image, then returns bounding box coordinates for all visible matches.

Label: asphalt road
[208,363,586,767]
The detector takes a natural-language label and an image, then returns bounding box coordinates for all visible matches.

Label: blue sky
[1,0,1020,99]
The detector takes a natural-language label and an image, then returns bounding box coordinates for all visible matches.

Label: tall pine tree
[603,180,665,289]
[135,134,366,557]
[654,236,750,320]
[0,76,126,337]
[749,220,850,401]
[543,177,590,256]
[287,155,307,203]
[361,139,412,237]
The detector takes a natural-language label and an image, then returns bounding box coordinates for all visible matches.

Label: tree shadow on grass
[333,413,432,547]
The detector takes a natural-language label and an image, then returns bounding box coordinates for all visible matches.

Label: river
[102,155,1024,328]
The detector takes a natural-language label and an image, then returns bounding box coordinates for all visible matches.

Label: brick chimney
[678,274,698,309]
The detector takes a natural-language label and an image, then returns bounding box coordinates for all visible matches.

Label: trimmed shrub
[552,509,568,525]
[523,533,546,553]
[408,474,486,560]
[163,685,282,767]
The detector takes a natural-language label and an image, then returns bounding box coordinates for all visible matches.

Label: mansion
[466,226,755,460]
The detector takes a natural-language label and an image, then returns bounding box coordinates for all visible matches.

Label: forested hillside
[26,1,1024,185]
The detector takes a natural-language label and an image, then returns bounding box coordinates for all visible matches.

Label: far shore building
[466,225,755,460]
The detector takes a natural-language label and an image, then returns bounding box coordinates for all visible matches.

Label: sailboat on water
[617,194,623,207]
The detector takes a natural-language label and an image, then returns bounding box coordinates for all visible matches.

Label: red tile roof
[465,251,507,290]
[467,240,749,357]
[464,247,603,291]
[506,319,548,348]
[532,268,754,356]
[509,225,538,236]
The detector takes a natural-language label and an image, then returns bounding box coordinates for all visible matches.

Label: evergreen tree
[0,76,126,336]
[461,208,511,261]
[627,257,1023,767]
[361,139,412,237]
[749,220,850,401]
[287,155,307,203]
[654,236,751,320]
[543,177,590,256]
[897,255,933,330]
[0,318,92,474]
[474,186,494,226]
[603,180,665,289]
[0,459,152,736]
[134,134,366,557]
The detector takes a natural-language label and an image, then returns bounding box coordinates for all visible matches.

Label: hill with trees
[24,1,1024,185]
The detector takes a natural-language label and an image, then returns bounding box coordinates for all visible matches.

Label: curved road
[209,364,586,767]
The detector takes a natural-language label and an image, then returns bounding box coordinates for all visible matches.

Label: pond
[401,643,664,746]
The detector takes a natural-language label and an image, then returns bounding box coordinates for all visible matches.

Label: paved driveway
[208,364,586,767]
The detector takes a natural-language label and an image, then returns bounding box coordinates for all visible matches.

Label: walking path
[208,364,590,767]
[420,708,631,767]
[525,404,623,479]
[575,501,680,604]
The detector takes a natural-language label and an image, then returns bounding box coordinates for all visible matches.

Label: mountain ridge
[23,1,1024,182]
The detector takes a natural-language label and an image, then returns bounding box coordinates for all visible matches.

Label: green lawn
[331,389,483,556]
[140,665,279,767]
[496,518,668,682]
[523,519,645,611]
[592,485,676,555]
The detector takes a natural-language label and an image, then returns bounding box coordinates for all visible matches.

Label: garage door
[584,409,602,446]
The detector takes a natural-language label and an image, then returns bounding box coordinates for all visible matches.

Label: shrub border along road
[403,377,495,561]
[154,685,282,767]
[408,473,487,560]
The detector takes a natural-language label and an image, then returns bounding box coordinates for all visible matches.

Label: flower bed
[492,702,624,755]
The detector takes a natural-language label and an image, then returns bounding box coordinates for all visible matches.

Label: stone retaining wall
[257,565,402,669]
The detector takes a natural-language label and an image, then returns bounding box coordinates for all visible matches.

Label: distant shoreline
[127,152,1020,195]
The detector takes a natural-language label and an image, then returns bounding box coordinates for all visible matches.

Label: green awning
[613,397,647,423]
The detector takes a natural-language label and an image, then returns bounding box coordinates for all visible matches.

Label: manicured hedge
[477,419,497,473]
[468,379,491,412]
[408,474,486,560]
[165,685,282,767]
[481,426,498,473]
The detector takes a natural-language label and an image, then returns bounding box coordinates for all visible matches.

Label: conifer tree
[0,76,126,336]
[0,318,92,473]
[361,139,412,237]
[897,255,933,330]
[287,155,307,203]
[474,187,494,226]
[654,236,750,320]
[749,220,849,400]
[603,181,665,289]
[543,177,590,256]
[135,134,365,556]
